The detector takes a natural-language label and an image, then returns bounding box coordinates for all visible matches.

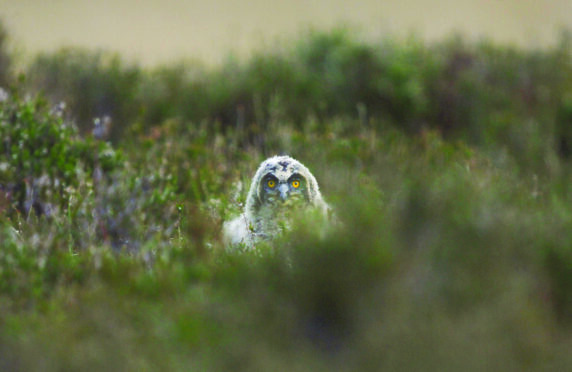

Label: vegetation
[2,20,572,370]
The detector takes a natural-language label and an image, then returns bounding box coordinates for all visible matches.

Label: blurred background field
[1,0,572,66]
[1,2,572,370]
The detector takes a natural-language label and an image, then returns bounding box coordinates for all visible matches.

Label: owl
[223,155,329,250]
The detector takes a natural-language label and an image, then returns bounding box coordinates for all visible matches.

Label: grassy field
[2,20,572,370]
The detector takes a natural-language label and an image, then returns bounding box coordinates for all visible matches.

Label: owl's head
[246,155,325,214]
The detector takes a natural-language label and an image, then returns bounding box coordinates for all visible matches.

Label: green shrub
[0,20,11,88]
[0,86,121,216]
[23,29,572,173]
[27,48,141,142]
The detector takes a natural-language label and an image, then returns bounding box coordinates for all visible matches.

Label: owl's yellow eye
[267,179,276,188]
[291,180,300,188]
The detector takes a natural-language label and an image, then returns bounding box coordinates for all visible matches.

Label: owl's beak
[278,183,289,201]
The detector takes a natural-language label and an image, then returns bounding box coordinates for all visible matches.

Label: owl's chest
[252,201,306,239]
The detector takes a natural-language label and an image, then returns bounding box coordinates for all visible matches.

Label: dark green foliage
[24,28,572,173]
[3,25,572,370]
[556,92,572,159]
[0,20,11,88]
[0,87,121,216]
[27,48,141,142]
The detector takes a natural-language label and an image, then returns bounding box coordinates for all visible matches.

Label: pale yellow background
[1,0,571,66]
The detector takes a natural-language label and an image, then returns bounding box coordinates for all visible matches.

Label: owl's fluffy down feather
[223,155,329,250]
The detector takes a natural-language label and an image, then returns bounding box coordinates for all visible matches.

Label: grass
[2,20,572,370]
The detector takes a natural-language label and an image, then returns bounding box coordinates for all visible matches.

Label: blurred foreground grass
[2,21,572,370]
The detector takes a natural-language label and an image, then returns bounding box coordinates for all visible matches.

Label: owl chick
[223,155,329,250]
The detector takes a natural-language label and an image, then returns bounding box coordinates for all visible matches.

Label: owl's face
[254,156,312,209]
[247,155,324,219]
[260,172,308,207]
